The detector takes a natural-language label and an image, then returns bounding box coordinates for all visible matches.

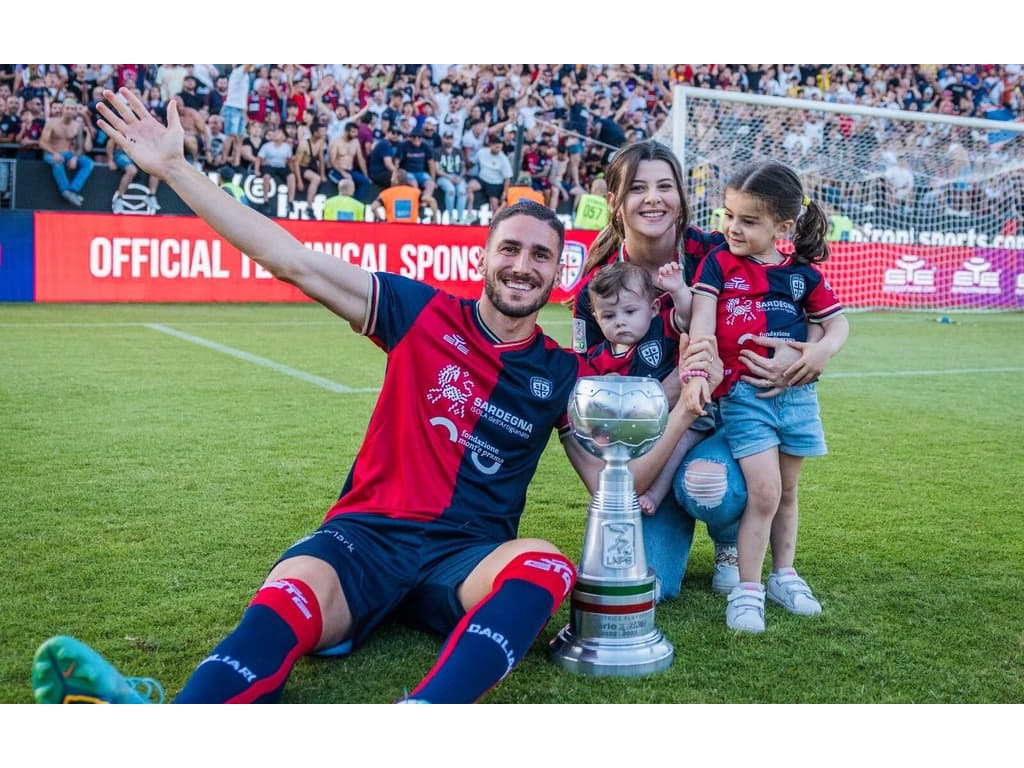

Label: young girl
[683,160,849,633]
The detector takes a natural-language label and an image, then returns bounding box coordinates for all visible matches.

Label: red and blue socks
[173,578,322,703]
[406,551,575,703]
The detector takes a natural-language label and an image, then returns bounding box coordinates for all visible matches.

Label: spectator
[461,118,489,175]
[322,177,366,221]
[253,126,293,217]
[246,78,280,125]
[548,141,583,212]
[420,116,441,152]
[473,133,513,213]
[204,113,228,170]
[367,124,400,190]
[142,86,166,121]
[155,64,188,103]
[207,74,229,116]
[0,95,20,151]
[171,94,206,168]
[434,130,471,224]
[239,120,266,173]
[38,96,94,207]
[506,173,545,206]
[327,121,371,203]
[221,65,251,168]
[218,165,249,206]
[108,135,161,214]
[572,176,610,230]
[289,121,325,218]
[177,75,205,112]
[370,168,422,222]
[395,127,436,198]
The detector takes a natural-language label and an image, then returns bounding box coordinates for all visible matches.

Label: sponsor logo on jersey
[443,332,470,355]
[724,276,750,291]
[724,297,756,325]
[426,364,475,418]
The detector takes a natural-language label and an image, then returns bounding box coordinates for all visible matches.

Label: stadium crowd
[1,64,1022,224]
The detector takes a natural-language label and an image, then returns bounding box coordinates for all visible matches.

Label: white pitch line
[828,367,1024,379]
[145,324,379,394]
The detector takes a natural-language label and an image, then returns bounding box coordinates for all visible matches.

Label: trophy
[549,375,674,677]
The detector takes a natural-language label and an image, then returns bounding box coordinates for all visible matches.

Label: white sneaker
[147,195,160,212]
[726,583,766,633]
[711,544,739,594]
[111,194,124,214]
[767,568,822,616]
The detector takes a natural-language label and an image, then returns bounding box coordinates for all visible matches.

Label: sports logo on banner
[560,240,587,292]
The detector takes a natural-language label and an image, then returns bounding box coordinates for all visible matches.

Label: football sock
[407,551,575,703]
[173,578,322,703]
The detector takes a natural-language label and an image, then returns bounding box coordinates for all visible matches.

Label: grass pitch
[2,302,1022,704]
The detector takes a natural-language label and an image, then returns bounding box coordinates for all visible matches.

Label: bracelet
[681,369,709,384]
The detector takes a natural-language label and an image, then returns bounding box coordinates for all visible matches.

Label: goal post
[655,85,1024,311]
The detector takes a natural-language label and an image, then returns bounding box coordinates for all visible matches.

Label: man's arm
[97,88,371,326]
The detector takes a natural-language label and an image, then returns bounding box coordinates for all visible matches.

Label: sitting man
[32,86,721,705]
[38,97,94,207]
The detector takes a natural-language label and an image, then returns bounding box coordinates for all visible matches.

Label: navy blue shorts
[276,513,502,651]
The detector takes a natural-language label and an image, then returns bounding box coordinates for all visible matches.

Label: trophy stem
[549,458,674,676]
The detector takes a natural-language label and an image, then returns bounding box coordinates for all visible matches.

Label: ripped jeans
[642,429,746,600]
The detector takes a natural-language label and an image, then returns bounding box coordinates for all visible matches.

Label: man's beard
[483,269,556,319]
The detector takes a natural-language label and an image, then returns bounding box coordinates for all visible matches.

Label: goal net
[653,86,1024,312]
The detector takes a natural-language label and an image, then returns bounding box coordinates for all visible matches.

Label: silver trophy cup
[549,375,674,676]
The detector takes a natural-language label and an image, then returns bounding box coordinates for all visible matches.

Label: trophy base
[548,626,674,677]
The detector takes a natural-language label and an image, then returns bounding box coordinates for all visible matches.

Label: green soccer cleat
[32,635,164,704]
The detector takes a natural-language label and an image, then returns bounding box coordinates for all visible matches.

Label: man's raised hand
[96,88,185,181]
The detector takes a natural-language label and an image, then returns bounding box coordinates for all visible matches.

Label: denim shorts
[222,106,246,136]
[719,381,827,460]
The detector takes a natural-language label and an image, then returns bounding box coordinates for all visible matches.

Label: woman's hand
[737,335,804,397]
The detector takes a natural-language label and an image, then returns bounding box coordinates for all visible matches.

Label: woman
[572,139,811,601]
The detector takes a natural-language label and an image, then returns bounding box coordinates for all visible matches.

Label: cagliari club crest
[530,376,553,400]
[637,341,662,369]
[560,241,587,292]
[790,274,807,302]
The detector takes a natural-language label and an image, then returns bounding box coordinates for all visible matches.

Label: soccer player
[31,88,720,704]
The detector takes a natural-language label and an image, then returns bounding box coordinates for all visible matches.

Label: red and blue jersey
[585,312,679,381]
[326,272,593,541]
[572,226,726,353]
[692,248,844,399]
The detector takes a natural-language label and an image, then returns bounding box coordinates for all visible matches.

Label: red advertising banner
[32,212,1024,309]
[34,212,598,304]
[819,243,1024,310]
